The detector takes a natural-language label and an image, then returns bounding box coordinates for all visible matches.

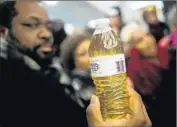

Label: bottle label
[90,54,126,77]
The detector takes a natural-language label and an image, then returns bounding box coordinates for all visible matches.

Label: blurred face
[11,1,53,58]
[144,11,158,25]
[132,29,158,57]
[110,16,121,27]
[74,39,90,71]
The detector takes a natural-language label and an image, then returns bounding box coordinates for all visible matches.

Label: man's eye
[22,23,39,29]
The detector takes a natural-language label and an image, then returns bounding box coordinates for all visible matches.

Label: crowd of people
[0,1,176,127]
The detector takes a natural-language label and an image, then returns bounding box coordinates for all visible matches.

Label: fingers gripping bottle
[88,18,130,121]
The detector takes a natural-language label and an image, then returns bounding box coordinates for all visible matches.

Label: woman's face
[74,39,90,71]
[132,30,158,57]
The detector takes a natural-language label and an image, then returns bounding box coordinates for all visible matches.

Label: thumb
[86,95,103,127]
[127,77,134,89]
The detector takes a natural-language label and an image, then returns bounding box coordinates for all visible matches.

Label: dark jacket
[70,69,94,108]
[155,48,176,127]
[148,22,170,43]
[0,40,88,127]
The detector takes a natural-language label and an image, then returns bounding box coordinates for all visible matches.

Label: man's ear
[0,26,8,39]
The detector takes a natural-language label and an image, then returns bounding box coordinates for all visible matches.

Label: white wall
[42,1,165,28]
[42,1,106,28]
[87,1,165,23]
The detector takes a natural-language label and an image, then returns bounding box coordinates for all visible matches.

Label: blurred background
[41,1,175,30]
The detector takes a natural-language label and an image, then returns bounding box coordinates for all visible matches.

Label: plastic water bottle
[88,18,130,121]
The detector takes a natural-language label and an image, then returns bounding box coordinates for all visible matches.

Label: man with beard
[0,1,87,127]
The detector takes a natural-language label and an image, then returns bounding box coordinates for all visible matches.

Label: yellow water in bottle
[88,19,130,121]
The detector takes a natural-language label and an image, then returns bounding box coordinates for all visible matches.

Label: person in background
[143,5,170,43]
[60,29,95,108]
[156,5,176,127]
[120,22,142,65]
[87,78,152,127]
[107,6,124,35]
[159,5,176,49]
[126,25,169,126]
[51,19,67,57]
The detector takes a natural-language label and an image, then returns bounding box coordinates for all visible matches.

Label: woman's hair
[60,29,92,71]
[0,1,17,29]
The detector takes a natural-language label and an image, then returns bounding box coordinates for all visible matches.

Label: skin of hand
[86,78,152,127]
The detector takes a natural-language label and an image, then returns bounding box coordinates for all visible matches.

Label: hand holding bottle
[89,18,130,120]
[86,78,152,127]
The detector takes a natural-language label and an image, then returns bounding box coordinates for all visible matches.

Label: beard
[7,30,54,69]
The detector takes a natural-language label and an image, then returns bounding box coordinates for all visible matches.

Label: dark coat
[148,22,170,43]
[0,41,88,127]
[155,48,176,127]
[70,69,94,108]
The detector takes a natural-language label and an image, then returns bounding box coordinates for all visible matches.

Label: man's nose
[39,27,53,43]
